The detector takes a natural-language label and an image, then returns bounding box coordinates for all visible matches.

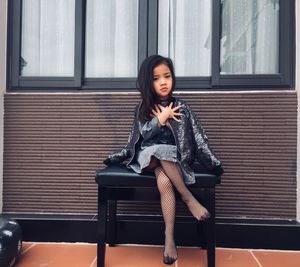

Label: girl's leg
[160,160,210,221]
[155,166,177,264]
[143,156,160,171]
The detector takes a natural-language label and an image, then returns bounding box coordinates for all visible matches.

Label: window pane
[85,0,139,78]
[21,0,75,77]
[220,0,279,74]
[158,0,212,77]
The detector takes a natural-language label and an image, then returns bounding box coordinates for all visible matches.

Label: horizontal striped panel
[3,91,297,219]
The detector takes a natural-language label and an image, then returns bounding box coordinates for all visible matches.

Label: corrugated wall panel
[3,91,297,219]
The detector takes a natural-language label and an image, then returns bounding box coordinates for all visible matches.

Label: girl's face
[152,63,173,100]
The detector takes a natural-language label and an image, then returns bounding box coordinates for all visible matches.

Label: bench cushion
[95,165,220,188]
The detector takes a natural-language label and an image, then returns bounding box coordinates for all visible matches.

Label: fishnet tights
[153,160,210,261]
[159,160,210,221]
[155,166,177,261]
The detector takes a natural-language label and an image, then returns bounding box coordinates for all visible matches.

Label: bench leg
[108,200,117,246]
[204,188,216,267]
[97,187,107,267]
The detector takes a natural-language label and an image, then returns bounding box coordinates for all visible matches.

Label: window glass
[158,0,212,77]
[85,0,139,78]
[220,0,279,74]
[21,0,75,77]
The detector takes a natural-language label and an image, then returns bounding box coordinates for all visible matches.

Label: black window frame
[7,0,295,91]
[212,0,295,89]
[9,0,84,89]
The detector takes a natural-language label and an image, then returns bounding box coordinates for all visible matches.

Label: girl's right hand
[151,102,182,125]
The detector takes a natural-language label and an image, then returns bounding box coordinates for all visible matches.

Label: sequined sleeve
[187,104,222,169]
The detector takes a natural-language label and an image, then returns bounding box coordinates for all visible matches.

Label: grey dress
[129,116,178,173]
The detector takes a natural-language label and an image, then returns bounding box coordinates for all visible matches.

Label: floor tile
[14,242,300,267]
[89,257,97,267]
[216,248,260,267]
[15,243,96,267]
[20,242,35,253]
[252,250,300,267]
[176,247,207,267]
[105,245,170,267]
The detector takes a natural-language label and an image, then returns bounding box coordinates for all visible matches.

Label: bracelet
[157,115,166,126]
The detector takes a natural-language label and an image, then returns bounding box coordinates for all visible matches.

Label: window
[8,0,295,90]
[21,0,75,77]
[220,0,279,75]
[158,0,212,77]
[85,0,139,78]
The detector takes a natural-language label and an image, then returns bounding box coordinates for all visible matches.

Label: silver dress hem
[129,144,177,173]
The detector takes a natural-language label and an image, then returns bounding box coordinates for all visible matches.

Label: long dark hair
[137,55,176,122]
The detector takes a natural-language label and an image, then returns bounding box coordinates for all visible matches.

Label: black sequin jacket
[103,97,223,184]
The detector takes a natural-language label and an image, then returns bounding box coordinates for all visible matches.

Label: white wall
[297,0,300,222]
[0,0,7,212]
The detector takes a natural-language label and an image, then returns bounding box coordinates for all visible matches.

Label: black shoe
[199,211,211,221]
[163,255,177,265]
[163,246,177,265]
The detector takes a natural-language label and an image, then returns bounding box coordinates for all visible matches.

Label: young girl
[104,55,223,265]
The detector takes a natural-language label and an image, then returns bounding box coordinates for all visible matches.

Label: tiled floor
[15,242,300,267]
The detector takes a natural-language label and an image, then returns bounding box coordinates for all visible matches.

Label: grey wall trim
[0,0,8,212]
[5,214,300,250]
[296,0,300,222]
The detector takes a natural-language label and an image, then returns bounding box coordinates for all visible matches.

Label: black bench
[95,165,221,267]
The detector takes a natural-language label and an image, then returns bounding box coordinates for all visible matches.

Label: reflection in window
[21,0,75,77]
[158,0,212,77]
[220,0,279,74]
[85,0,139,78]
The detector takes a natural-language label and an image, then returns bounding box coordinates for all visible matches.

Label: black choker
[159,97,174,107]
